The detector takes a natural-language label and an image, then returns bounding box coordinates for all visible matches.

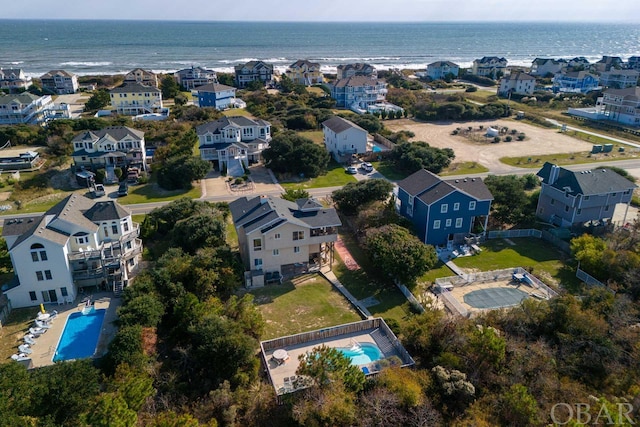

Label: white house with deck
[322,116,368,163]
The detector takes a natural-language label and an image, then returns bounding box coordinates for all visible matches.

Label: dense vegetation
[262,131,330,178]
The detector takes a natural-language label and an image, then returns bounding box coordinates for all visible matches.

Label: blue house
[396,169,493,247]
[194,83,237,110]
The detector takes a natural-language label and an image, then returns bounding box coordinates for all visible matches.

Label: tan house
[229,196,341,287]
[285,60,324,85]
[124,68,158,88]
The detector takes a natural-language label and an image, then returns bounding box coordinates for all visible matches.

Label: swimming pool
[53,309,106,362]
[372,145,382,153]
[338,342,382,365]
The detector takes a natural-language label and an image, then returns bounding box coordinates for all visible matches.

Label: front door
[48,289,58,303]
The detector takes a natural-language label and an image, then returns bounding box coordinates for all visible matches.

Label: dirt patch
[0,192,10,201]
[385,119,595,174]
[335,238,360,270]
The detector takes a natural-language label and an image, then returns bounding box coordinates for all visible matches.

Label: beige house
[229,196,341,287]
[124,68,158,88]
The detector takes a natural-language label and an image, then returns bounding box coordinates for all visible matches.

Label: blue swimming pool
[338,342,382,365]
[53,309,106,362]
[372,145,382,153]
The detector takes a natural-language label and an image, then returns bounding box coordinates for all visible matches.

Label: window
[584,196,590,200]
[293,231,304,241]
[112,225,118,235]
[469,201,476,210]
[123,222,129,232]
[103,227,109,237]
[550,199,555,205]
[273,249,279,256]
[30,243,47,262]
[126,241,132,250]
[453,202,460,211]
[41,291,50,302]
[254,258,263,268]
[274,233,281,239]
[433,220,441,229]
[604,205,609,211]
[445,219,452,227]
[60,287,68,297]
[565,206,569,212]
[577,208,582,215]
[36,271,44,281]
[29,291,37,301]
[45,270,52,280]
[31,252,39,262]
[455,218,463,228]
[440,204,448,213]
[253,239,262,251]
[294,246,300,253]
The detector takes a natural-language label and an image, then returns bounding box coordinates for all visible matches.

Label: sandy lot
[386,119,595,174]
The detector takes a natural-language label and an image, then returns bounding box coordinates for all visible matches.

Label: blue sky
[9,0,640,22]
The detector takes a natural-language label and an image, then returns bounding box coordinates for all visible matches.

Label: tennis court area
[463,287,529,309]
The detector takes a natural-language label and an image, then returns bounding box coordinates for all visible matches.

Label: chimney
[549,164,560,185]
[260,195,268,204]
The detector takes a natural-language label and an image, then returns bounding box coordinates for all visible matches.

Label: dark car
[117,182,128,197]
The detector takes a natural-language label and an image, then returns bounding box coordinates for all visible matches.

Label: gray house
[536,162,637,227]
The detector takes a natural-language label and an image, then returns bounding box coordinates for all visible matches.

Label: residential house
[552,71,600,93]
[628,56,640,71]
[594,56,624,73]
[425,61,460,80]
[175,66,218,90]
[568,57,591,69]
[471,57,508,79]
[0,68,32,92]
[396,169,493,247]
[229,195,341,287]
[2,194,143,308]
[109,83,163,115]
[196,116,271,176]
[40,70,79,94]
[530,58,566,76]
[336,63,377,80]
[536,162,637,228]
[123,68,158,88]
[285,60,324,85]
[498,72,536,96]
[234,61,274,88]
[599,69,639,89]
[331,75,388,109]
[0,93,69,125]
[193,83,237,109]
[71,126,146,173]
[0,150,41,171]
[597,87,640,126]
[322,116,368,163]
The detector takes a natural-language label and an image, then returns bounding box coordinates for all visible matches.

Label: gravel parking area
[385,119,595,174]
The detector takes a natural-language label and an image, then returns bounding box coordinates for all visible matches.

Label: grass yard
[0,306,41,364]
[419,261,456,285]
[226,217,238,250]
[452,237,579,289]
[280,160,357,190]
[222,108,254,118]
[441,161,489,176]
[298,130,325,145]
[251,275,361,340]
[370,161,407,181]
[118,180,201,204]
[500,150,637,168]
[334,232,414,325]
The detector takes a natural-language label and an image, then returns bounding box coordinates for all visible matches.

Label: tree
[388,141,455,175]
[484,174,530,225]
[83,393,138,427]
[116,293,164,327]
[262,132,329,178]
[157,155,211,190]
[281,187,310,202]
[174,93,189,106]
[331,178,394,215]
[85,89,111,111]
[0,363,32,427]
[106,363,155,412]
[570,234,609,279]
[365,224,438,285]
[161,75,180,99]
[171,210,227,253]
[296,345,366,393]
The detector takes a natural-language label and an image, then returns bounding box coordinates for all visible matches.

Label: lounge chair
[11,353,29,361]
[29,327,46,336]
[23,334,36,345]
[18,344,32,354]
[35,320,52,329]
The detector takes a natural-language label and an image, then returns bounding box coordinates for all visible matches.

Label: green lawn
[370,161,407,181]
[452,238,579,289]
[440,161,489,176]
[280,160,357,190]
[334,232,413,325]
[222,108,254,118]
[226,217,238,250]
[118,181,201,204]
[419,261,456,285]
[298,130,325,145]
[500,150,637,168]
[250,275,361,339]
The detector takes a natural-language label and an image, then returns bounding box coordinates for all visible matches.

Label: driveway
[200,165,282,199]
[54,93,89,118]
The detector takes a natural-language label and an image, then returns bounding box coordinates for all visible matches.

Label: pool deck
[19,292,120,368]
[264,329,400,395]
[448,279,543,315]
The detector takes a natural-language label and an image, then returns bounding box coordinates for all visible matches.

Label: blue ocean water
[1,20,639,77]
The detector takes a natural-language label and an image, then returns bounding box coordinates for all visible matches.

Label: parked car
[117,182,128,197]
[346,166,358,174]
[360,162,373,173]
[91,184,105,198]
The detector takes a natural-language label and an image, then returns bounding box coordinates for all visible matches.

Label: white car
[360,162,373,173]
[346,166,358,174]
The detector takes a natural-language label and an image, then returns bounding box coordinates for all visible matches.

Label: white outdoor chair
[18,344,33,354]
[23,334,36,345]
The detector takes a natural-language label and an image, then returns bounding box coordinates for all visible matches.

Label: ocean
[1,20,639,77]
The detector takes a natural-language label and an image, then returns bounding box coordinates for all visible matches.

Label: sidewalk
[320,266,372,319]
[545,118,640,149]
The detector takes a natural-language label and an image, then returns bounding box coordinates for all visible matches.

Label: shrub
[505,136,512,142]
[465,86,478,92]
[517,133,526,141]
[493,136,501,143]
[95,168,106,184]
[114,167,123,180]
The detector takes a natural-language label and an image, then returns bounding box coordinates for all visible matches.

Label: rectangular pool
[53,308,106,362]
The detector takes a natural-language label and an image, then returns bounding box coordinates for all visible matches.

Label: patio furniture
[18,344,32,354]
[35,320,52,329]
[11,353,30,361]
[29,327,46,336]
[273,349,289,364]
[37,312,51,322]
[23,334,36,345]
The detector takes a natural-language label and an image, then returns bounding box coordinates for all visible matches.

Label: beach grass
[500,151,636,168]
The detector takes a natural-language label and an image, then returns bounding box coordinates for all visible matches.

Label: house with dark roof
[0,93,66,125]
[193,83,237,109]
[530,58,566,76]
[2,194,142,308]
[229,195,341,287]
[331,75,388,109]
[285,60,323,85]
[471,57,508,79]
[599,69,639,89]
[196,116,271,176]
[40,70,78,94]
[336,63,377,80]
[175,66,218,90]
[594,56,624,73]
[536,162,637,227]
[0,68,32,92]
[71,126,146,173]
[498,72,536,96]
[396,169,494,247]
[234,61,274,88]
[322,116,368,162]
[123,68,158,88]
[426,61,460,80]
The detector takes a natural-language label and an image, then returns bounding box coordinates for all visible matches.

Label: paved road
[545,119,640,149]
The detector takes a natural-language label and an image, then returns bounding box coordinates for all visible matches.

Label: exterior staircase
[105,165,118,184]
[227,157,245,178]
